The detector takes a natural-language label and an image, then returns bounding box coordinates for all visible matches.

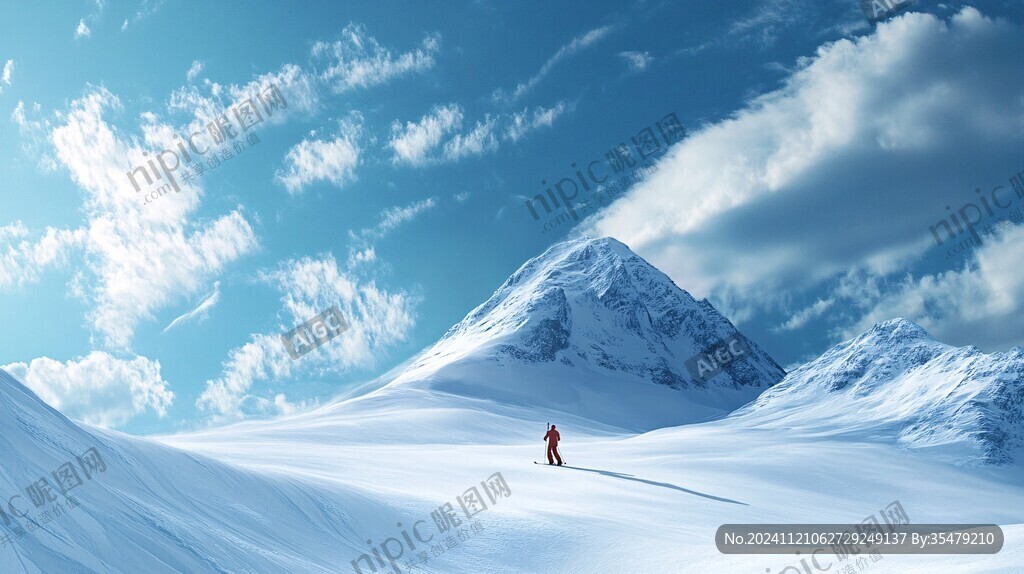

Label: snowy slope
[374,237,785,431]
[0,368,379,574]
[734,318,1024,466]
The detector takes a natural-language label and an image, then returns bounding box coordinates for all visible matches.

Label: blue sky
[1,0,1022,434]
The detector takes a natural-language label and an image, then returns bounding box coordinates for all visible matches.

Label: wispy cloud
[775,298,834,332]
[388,104,464,166]
[442,116,498,162]
[312,23,441,93]
[74,19,91,39]
[347,197,438,268]
[163,281,221,333]
[492,25,614,105]
[504,101,571,142]
[197,254,418,420]
[390,100,572,166]
[374,198,437,238]
[186,60,204,83]
[619,51,653,72]
[0,221,86,289]
[0,59,13,94]
[727,0,807,48]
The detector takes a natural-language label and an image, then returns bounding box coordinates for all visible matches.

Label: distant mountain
[380,237,785,431]
[734,318,1024,466]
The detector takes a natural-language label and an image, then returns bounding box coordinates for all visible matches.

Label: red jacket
[544,429,560,446]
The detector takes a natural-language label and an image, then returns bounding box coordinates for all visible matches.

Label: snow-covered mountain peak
[736,319,1024,466]
[383,236,785,430]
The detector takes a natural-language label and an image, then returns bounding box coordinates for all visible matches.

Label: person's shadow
[562,465,748,506]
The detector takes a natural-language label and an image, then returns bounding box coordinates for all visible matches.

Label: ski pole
[544,422,550,463]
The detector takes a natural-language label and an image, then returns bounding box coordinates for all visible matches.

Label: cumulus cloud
[197,254,418,420]
[2,352,174,428]
[492,25,613,104]
[276,115,362,193]
[582,8,1024,349]
[312,23,441,93]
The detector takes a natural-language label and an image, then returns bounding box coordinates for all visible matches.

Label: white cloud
[186,60,204,83]
[619,51,653,72]
[0,59,13,94]
[836,225,1024,349]
[163,281,220,332]
[0,221,27,242]
[504,101,571,142]
[390,100,571,166]
[492,25,614,104]
[11,100,58,170]
[374,198,437,237]
[0,225,86,289]
[75,19,91,39]
[775,298,834,332]
[581,8,1024,347]
[453,192,470,202]
[121,19,128,31]
[170,63,319,130]
[197,254,418,420]
[443,116,498,162]
[346,198,437,268]
[2,352,174,428]
[388,104,463,166]
[48,87,259,349]
[728,0,807,47]
[276,115,362,194]
[312,23,441,93]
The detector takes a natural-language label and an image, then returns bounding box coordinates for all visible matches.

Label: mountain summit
[383,237,785,430]
[736,318,1024,465]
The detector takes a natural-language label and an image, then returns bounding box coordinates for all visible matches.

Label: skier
[544,424,563,465]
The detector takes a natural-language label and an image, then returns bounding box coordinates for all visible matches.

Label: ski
[534,461,568,466]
